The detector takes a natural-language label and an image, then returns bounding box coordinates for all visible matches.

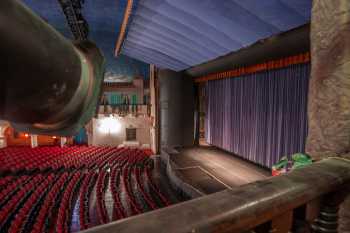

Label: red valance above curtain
[195,52,310,83]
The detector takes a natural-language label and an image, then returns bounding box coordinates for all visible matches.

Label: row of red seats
[0,146,79,170]
[145,167,171,207]
[31,172,70,233]
[110,167,126,220]
[0,175,15,189]
[0,176,30,205]
[112,151,130,168]
[125,149,149,166]
[0,147,173,233]
[79,171,96,230]
[91,148,118,169]
[0,175,45,227]
[123,167,142,216]
[50,146,94,169]
[76,147,109,169]
[56,172,82,233]
[134,166,158,210]
[0,146,142,171]
[96,171,110,224]
[97,147,129,168]
[126,150,156,211]
[9,174,55,233]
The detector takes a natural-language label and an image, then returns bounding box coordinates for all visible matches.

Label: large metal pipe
[81,158,350,233]
[0,0,105,136]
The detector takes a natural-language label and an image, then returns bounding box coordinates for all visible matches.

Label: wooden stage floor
[169,146,270,194]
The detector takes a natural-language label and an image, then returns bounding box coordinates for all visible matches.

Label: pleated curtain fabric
[205,63,310,168]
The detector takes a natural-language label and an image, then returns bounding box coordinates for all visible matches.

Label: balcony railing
[98,104,151,117]
[81,157,350,233]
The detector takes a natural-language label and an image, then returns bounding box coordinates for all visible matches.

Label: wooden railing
[81,158,350,233]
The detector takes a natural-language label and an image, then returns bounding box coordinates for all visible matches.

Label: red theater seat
[0,146,171,232]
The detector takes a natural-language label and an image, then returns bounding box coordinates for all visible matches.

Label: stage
[165,146,270,195]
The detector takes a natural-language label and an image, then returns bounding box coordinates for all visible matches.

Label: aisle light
[98,116,122,134]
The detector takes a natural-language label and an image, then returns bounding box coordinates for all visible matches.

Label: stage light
[24,133,29,138]
[98,116,121,134]
[52,136,57,139]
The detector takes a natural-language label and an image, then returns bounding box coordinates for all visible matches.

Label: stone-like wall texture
[306,0,350,160]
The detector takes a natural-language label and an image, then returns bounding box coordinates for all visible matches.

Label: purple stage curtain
[205,63,310,168]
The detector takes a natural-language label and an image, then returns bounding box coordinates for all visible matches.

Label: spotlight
[24,133,29,138]
[98,116,121,134]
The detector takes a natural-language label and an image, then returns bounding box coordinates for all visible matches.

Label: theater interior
[1,0,350,233]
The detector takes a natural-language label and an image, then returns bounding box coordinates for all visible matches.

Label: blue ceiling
[121,0,312,71]
[21,0,150,82]
[20,0,311,75]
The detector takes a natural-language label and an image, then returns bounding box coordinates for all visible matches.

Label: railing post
[309,188,350,233]
[339,194,350,232]
[271,211,293,233]
[305,198,322,224]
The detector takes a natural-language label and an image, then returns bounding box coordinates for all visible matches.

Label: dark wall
[159,69,195,147]
[185,24,310,78]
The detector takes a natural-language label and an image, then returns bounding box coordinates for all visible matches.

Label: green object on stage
[272,156,288,170]
[291,153,312,170]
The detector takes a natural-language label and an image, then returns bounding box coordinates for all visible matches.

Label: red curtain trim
[194,52,310,83]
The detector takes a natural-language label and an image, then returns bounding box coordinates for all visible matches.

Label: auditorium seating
[123,167,142,215]
[79,171,97,230]
[96,171,109,224]
[134,167,157,210]
[145,167,171,207]
[32,172,70,233]
[0,146,172,232]
[110,167,126,220]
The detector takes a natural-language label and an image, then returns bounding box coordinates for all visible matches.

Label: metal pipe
[0,0,105,136]
[81,158,350,233]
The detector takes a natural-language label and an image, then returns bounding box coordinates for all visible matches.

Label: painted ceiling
[20,0,312,75]
[21,0,150,82]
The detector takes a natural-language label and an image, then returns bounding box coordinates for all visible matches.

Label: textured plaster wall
[91,116,152,146]
[306,0,350,160]
[307,1,350,232]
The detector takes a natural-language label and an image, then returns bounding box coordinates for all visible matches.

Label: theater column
[150,65,160,154]
[306,0,350,160]
[0,123,7,148]
[30,134,38,148]
[60,137,67,147]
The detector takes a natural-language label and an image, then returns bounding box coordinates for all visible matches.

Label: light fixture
[98,116,121,134]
